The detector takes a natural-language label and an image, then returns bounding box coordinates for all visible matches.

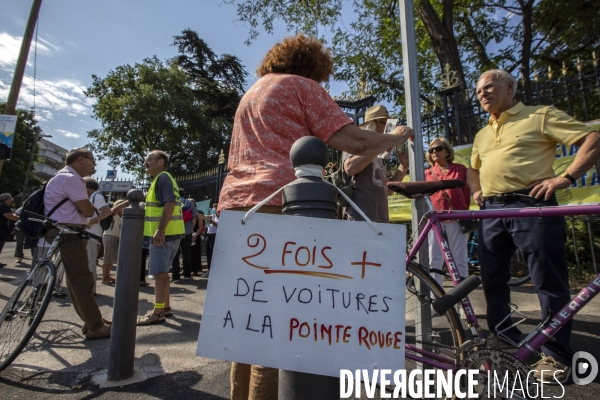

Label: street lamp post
[22,128,51,200]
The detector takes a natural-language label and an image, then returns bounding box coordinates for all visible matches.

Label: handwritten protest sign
[197,211,406,378]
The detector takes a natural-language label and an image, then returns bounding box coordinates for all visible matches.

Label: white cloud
[0,32,53,68]
[56,129,80,138]
[0,74,92,120]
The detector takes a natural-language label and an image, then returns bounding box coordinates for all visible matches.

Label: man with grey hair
[467,69,600,383]
[44,148,112,339]
[138,150,184,325]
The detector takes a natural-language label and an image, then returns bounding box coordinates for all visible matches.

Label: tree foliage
[0,103,42,202]
[227,0,599,111]
[85,31,247,178]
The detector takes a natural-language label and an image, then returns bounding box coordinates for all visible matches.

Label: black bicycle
[0,211,101,372]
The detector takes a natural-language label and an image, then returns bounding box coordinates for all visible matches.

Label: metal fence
[175,164,228,205]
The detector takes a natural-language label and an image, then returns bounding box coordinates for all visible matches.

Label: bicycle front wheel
[0,262,56,372]
[404,261,465,371]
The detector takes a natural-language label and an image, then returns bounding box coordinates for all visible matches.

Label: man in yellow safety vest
[137,150,185,325]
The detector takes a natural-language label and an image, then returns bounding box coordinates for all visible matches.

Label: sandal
[163,307,173,318]
[136,310,166,325]
[86,324,111,340]
[82,318,112,335]
[101,280,115,286]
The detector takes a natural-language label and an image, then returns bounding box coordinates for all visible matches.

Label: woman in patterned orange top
[221,34,415,400]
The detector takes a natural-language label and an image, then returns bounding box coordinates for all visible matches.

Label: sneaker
[200,270,210,278]
[531,353,570,385]
[171,278,180,283]
[182,276,193,280]
[148,274,155,279]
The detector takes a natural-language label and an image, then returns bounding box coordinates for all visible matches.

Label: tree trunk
[416,0,468,94]
[416,0,476,144]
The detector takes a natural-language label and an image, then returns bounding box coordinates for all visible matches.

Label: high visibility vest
[144,171,185,237]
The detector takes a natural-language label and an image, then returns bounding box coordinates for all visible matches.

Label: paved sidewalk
[0,241,599,399]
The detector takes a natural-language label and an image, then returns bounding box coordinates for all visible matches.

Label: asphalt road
[0,241,599,399]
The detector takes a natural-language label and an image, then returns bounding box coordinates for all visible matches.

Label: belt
[484,189,536,203]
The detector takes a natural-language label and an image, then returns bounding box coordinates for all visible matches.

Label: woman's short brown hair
[256,34,333,83]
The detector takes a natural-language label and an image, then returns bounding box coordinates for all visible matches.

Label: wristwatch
[560,172,576,184]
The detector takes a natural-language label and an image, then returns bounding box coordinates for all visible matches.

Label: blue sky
[0,0,349,180]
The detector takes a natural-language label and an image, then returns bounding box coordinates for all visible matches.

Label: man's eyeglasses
[428,145,447,154]
[83,156,96,163]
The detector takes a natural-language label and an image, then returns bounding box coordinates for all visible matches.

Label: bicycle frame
[405,199,600,366]
[37,235,62,266]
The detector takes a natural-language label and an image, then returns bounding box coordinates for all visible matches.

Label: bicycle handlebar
[23,210,102,241]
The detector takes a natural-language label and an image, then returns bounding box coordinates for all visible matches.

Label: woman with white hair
[424,137,471,291]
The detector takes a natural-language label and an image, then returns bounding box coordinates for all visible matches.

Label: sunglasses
[428,145,447,154]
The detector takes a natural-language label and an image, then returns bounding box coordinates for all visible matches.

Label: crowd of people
[0,149,218,335]
[0,32,598,396]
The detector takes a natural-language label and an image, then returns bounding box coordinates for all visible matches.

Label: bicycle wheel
[0,262,56,372]
[508,248,531,286]
[404,261,465,372]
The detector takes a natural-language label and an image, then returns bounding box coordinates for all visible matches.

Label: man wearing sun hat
[342,105,409,223]
[0,193,19,265]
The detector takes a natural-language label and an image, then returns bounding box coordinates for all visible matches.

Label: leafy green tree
[0,103,42,203]
[85,31,247,179]
[227,0,599,110]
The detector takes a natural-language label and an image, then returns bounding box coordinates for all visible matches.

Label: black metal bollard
[278,136,340,399]
[108,189,145,381]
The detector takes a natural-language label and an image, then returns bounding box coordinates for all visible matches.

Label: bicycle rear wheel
[0,262,56,372]
[404,261,465,371]
[508,248,531,286]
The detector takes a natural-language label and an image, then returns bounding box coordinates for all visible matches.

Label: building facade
[33,138,68,181]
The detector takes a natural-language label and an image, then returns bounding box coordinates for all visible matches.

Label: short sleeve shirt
[424,163,470,211]
[155,174,177,205]
[44,166,89,225]
[182,197,197,235]
[104,214,122,238]
[207,215,218,234]
[471,103,593,197]
[144,173,183,242]
[87,191,109,237]
[219,73,353,210]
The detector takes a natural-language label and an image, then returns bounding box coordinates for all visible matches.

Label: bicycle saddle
[387,179,465,199]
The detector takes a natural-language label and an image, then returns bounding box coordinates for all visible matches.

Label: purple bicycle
[389,179,600,398]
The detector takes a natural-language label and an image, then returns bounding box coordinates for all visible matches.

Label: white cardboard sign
[196,210,406,378]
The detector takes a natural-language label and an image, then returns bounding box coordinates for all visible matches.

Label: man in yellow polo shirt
[137,150,185,325]
[467,69,600,384]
